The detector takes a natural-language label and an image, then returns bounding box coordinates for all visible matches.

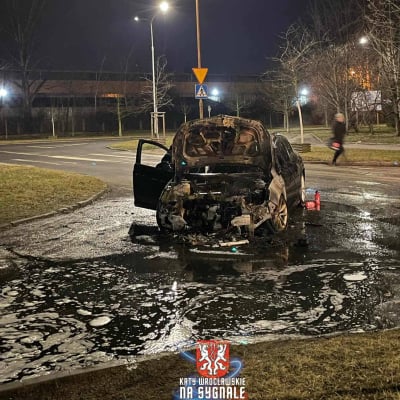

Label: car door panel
[133,140,173,210]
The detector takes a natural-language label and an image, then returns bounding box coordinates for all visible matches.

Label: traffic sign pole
[195,0,204,119]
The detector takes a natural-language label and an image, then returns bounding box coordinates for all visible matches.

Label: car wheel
[299,174,306,206]
[267,195,288,233]
[156,202,171,233]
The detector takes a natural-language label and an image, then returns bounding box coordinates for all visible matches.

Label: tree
[265,23,317,140]
[225,94,254,118]
[137,55,174,114]
[306,0,367,127]
[366,0,400,135]
[1,0,47,130]
[261,71,295,132]
[179,100,192,123]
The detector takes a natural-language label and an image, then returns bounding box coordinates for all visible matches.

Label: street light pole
[150,17,158,138]
[135,2,169,139]
[0,87,8,140]
[195,0,204,119]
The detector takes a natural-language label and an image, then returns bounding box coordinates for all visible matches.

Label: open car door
[133,139,174,210]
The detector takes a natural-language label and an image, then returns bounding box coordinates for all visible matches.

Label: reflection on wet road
[1,194,399,383]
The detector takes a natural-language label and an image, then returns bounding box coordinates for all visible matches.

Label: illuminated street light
[0,87,9,139]
[300,88,309,96]
[211,88,219,97]
[134,2,169,138]
[160,2,169,12]
[299,87,309,106]
[209,88,220,102]
[358,36,371,90]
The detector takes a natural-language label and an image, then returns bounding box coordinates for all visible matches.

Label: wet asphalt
[0,140,400,384]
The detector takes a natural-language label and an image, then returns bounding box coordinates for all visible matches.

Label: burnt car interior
[184,126,259,158]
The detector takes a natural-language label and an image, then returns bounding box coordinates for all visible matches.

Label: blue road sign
[195,84,208,99]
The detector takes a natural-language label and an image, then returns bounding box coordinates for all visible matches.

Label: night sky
[1,0,310,75]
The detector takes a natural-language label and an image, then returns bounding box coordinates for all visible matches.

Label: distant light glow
[159,1,169,12]
[300,88,309,96]
[0,88,7,97]
[134,16,139,22]
[359,36,368,45]
[211,88,219,96]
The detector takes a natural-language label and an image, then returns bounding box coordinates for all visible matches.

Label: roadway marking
[0,150,119,163]
[52,142,90,147]
[27,146,56,149]
[12,159,63,166]
[0,150,42,156]
[89,153,134,159]
[49,155,109,162]
[48,155,132,164]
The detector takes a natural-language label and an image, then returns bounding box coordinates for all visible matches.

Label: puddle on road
[0,201,399,384]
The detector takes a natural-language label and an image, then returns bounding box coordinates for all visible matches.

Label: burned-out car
[133,115,305,237]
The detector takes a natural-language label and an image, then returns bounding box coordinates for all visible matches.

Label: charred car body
[133,115,305,237]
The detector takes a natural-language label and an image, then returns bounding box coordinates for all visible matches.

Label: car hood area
[157,169,285,236]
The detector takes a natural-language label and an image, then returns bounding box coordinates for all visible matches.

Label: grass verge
[302,147,400,163]
[0,165,107,225]
[110,136,174,152]
[1,329,399,400]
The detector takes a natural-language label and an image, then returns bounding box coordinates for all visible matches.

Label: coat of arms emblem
[196,340,230,378]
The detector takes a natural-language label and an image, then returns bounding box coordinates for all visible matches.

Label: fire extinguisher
[314,190,321,210]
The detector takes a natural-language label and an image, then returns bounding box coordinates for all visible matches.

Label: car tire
[156,202,171,233]
[267,195,288,233]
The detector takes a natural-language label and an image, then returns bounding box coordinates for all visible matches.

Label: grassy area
[1,329,399,400]
[281,125,400,144]
[302,147,400,163]
[111,136,174,152]
[0,165,107,225]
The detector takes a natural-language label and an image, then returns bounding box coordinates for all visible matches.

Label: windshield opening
[183,125,260,157]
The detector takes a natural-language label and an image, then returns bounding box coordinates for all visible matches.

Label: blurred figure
[331,113,346,165]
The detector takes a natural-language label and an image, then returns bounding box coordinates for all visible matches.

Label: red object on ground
[305,201,316,210]
[314,191,321,210]
[305,191,321,210]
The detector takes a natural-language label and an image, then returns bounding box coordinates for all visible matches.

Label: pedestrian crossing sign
[195,84,208,99]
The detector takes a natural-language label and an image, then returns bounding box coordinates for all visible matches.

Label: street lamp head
[300,88,309,96]
[134,16,140,22]
[359,36,368,45]
[159,2,169,13]
[0,88,8,98]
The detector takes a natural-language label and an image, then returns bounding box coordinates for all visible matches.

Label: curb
[0,187,109,231]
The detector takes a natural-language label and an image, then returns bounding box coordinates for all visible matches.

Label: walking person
[331,113,346,165]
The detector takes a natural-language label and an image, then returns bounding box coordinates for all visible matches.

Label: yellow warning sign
[192,68,208,84]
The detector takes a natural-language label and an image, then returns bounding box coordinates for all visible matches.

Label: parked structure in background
[0,71,266,136]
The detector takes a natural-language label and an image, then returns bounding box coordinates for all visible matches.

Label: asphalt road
[0,138,136,191]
